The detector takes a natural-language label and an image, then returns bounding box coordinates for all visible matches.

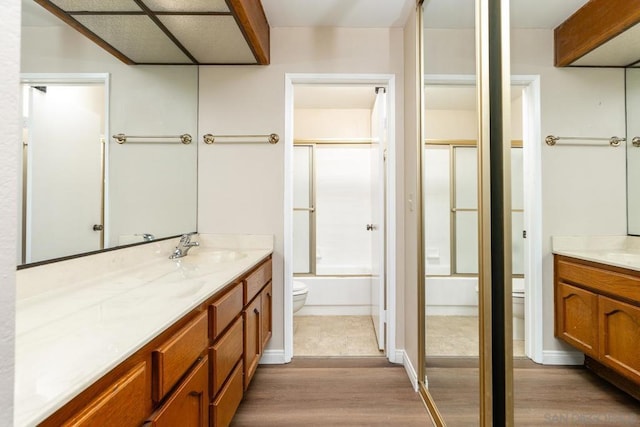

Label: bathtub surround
[14,234,273,426]
[0,0,20,424]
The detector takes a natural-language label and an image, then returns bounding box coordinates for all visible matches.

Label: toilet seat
[293,280,308,296]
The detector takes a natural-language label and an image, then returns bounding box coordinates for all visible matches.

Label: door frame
[20,73,110,263]
[283,73,398,363]
[424,74,543,362]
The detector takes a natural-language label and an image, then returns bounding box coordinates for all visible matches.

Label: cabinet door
[261,281,273,351]
[599,295,640,383]
[555,281,598,356]
[146,356,209,427]
[243,295,262,390]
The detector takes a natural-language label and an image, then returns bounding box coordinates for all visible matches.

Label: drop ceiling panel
[75,15,192,63]
[50,0,142,12]
[159,15,256,64]
[143,0,230,13]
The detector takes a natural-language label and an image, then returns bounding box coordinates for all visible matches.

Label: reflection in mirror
[420,0,481,424]
[18,1,198,266]
[627,68,640,235]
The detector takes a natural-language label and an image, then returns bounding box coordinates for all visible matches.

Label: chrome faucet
[169,233,199,259]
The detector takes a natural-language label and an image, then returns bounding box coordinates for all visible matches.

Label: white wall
[424,28,627,353]
[0,0,19,424]
[21,24,198,251]
[294,108,371,139]
[198,26,405,357]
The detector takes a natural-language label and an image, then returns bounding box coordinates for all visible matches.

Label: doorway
[19,74,109,265]
[284,74,397,362]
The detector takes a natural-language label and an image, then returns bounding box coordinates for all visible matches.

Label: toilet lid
[293,280,308,295]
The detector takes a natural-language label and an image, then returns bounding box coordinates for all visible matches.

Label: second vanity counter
[552,235,640,271]
[15,234,273,426]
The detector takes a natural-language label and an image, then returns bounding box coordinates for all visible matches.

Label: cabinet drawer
[153,311,208,402]
[210,316,244,397]
[244,258,272,304]
[60,362,148,427]
[555,281,599,357]
[209,282,243,340]
[146,356,209,427]
[599,295,640,383]
[211,361,244,427]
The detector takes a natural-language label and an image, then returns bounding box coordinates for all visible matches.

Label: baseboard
[389,349,404,365]
[542,350,584,365]
[259,349,287,365]
[399,349,419,392]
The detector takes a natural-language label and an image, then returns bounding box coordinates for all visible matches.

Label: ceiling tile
[159,15,256,64]
[142,0,230,13]
[50,0,142,12]
[74,15,192,63]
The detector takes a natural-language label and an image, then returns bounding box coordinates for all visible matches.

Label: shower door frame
[283,73,398,364]
[293,140,379,278]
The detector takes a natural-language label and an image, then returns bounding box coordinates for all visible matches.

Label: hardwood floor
[426,357,640,426]
[232,357,432,426]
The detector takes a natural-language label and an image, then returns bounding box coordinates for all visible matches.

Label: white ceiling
[260,0,415,28]
[261,0,589,30]
[423,0,586,29]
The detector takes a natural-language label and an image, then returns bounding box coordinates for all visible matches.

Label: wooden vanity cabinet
[554,255,640,399]
[40,255,273,427]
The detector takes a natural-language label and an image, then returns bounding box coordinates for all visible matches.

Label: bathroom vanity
[553,237,640,401]
[15,235,273,427]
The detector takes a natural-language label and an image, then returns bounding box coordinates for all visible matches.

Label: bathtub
[293,276,372,316]
[426,276,524,316]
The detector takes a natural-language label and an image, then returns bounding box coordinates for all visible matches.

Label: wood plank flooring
[426,357,640,426]
[232,357,432,426]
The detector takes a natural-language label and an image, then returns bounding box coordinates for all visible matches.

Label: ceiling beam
[554,0,640,67]
[226,0,271,65]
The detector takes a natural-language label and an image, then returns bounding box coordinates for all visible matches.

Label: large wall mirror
[18,1,198,266]
[627,67,640,236]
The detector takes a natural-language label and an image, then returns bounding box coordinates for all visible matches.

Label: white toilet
[293,280,309,313]
[512,279,525,340]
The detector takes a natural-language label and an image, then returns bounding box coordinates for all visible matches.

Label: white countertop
[14,234,273,427]
[552,235,640,272]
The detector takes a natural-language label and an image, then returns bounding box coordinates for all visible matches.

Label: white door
[370,88,387,351]
[25,84,104,263]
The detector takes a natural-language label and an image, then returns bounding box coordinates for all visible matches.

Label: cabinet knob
[254,308,260,315]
